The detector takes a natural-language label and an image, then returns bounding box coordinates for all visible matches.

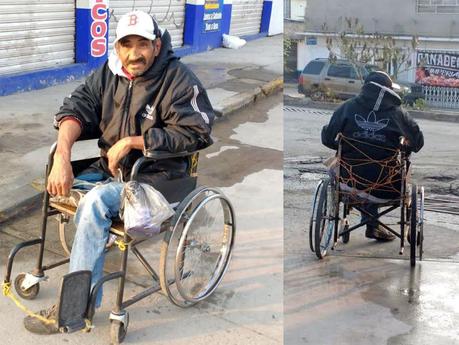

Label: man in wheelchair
[24,10,214,334]
[321,71,424,241]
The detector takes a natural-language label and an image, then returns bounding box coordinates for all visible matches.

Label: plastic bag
[222,34,247,49]
[120,181,175,237]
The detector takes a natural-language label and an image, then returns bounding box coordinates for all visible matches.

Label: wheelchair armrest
[142,150,198,160]
[131,150,199,181]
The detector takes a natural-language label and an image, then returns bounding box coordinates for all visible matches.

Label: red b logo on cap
[128,14,138,26]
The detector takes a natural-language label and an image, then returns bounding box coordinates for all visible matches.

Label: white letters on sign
[91,0,108,57]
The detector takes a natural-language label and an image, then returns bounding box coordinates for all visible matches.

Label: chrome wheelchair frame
[4,141,236,344]
[309,135,424,267]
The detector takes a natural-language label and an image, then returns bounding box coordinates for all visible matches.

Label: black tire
[341,225,350,244]
[314,178,336,259]
[410,185,417,267]
[110,319,128,345]
[309,180,324,253]
[14,273,40,300]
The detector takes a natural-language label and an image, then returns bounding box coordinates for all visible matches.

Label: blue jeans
[68,178,123,308]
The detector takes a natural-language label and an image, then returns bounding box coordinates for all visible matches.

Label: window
[327,64,356,79]
[284,0,291,19]
[303,61,325,75]
[417,0,459,13]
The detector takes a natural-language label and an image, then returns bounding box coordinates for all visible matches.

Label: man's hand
[106,136,144,177]
[47,154,74,196]
[47,118,81,196]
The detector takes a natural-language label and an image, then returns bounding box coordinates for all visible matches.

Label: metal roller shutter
[229,0,264,37]
[108,0,186,52]
[0,0,75,76]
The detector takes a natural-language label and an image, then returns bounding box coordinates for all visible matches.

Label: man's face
[115,35,161,77]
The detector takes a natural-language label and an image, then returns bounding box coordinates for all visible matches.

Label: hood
[108,28,178,80]
[355,81,402,112]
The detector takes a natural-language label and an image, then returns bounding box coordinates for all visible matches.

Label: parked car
[298,58,423,104]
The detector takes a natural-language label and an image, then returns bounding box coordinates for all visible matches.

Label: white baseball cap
[114,11,158,44]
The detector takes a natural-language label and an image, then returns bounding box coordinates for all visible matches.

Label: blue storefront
[0,0,274,96]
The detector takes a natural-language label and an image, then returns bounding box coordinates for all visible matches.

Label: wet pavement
[0,95,283,345]
[284,105,459,345]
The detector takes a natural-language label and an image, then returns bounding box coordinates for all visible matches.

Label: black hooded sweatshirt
[54,30,214,182]
[321,81,424,199]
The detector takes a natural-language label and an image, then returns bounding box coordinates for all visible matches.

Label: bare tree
[324,17,418,80]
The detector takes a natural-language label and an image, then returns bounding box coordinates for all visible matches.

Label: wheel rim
[309,180,324,253]
[410,184,417,267]
[175,193,235,302]
[315,179,336,258]
[418,186,424,260]
[160,187,235,306]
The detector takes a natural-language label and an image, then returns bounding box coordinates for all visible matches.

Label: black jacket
[321,81,424,198]
[55,30,214,181]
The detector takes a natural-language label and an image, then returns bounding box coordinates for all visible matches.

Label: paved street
[0,94,283,345]
[284,105,459,345]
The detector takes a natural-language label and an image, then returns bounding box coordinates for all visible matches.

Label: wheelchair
[309,134,424,267]
[3,140,236,344]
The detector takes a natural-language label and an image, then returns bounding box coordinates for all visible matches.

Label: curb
[0,185,42,224]
[214,77,283,118]
[284,95,459,123]
[0,77,284,225]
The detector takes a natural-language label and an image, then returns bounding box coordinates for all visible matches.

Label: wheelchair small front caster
[110,312,129,344]
[14,273,40,300]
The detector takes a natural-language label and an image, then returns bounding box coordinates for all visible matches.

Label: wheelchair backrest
[335,134,407,199]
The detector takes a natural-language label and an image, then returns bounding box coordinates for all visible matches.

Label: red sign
[416,50,459,87]
[91,0,108,57]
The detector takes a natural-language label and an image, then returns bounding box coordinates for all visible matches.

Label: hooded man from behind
[321,71,424,241]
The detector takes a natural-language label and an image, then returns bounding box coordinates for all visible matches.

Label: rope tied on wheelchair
[336,136,405,203]
[2,281,95,331]
[115,239,127,251]
[2,281,56,325]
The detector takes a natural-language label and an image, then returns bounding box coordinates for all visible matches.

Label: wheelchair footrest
[57,270,92,333]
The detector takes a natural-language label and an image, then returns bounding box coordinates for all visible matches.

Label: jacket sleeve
[53,65,105,140]
[400,109,424,153]
[321,103,347,150]
[143,83,215,154]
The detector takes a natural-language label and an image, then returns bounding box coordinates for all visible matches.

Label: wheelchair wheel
[314,178,337,259]
[309,179,325,253]
[341,221,350,244]
[410,184,417,267]
[110,318,128,344]
[418,186,425,261]
[14,273,40,300]
[160,187,235,307]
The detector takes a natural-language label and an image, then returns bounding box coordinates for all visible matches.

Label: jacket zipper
[122,80,134,136]
[120,80,134,179]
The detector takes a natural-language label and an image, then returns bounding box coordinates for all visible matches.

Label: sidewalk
[0,35,283,224]
[284,82,459,123]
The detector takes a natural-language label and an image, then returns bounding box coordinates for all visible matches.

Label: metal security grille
[0,0,75,76]
[229,0,264,37]
[108,0,186,52]
[422,85,459,109]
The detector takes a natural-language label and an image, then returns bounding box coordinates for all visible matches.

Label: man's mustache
[128,57,146,65]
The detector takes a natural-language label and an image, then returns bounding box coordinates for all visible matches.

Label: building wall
[0,0,275,96]
[305,0,459,37]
